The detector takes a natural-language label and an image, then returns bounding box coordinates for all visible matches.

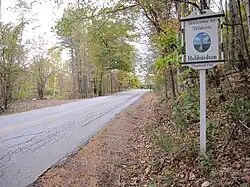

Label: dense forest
[2,0,250,110]
[0,0,142,112]
[1,0,250,185]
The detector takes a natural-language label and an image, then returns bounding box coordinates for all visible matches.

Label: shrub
[173,88,200,131]
[228,98,250,125]
[198,152,213,173]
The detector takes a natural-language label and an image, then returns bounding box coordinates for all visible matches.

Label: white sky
[2,0,148,57]
[2,0,71,59]
[2,0,222,63]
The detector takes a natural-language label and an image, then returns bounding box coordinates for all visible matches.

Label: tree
[0,22,25,110]
[54,4,137,97]
[32,56,55,99]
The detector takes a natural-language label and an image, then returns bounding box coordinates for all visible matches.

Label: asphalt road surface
[0,90,146,187]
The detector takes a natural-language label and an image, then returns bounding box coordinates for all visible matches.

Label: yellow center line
[0,106,85,133]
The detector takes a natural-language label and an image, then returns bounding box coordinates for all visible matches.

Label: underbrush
[143,85,250,186]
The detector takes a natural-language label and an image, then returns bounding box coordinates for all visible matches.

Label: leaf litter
[30,89,250,186]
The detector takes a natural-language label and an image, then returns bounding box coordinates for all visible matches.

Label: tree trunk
[0,0,2,20]
[4,84,9,110]
[70,47,77,98]
[0,106,4,112]
[225,0,231,70]
[236,0,250,67]
[17,82,22,100]
[200,0,208,9]
[175,0,181,94]
[53,76,56,97]
[246,0,250,40]
[229,0,236,66]
[169,63,176,98]
[3,76,11,110]
[60,73,63,96]
[164,69,168,99]
[110,70,113,94]
[8,80,13,103]
[37,82,45,100]
[99,69,104,96]
[83,75,88,98]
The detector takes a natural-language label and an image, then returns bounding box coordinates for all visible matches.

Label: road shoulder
[1,100,77,116]
[31,93,156,187]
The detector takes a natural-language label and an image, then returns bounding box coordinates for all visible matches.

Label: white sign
[190,62,217,70]
[185,17,219,65]
[180,10,224,153]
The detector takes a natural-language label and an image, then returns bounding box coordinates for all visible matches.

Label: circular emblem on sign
[193,32,211,52]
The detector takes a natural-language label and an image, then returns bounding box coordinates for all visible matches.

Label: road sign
[186,18,219,60]
[180,10,224,153]
[181,10,224,70]
[186,18,219,69]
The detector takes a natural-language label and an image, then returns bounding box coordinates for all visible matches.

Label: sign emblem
[193,32,211,52]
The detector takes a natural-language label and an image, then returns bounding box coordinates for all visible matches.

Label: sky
[2,0,150,60]
[2,0,71,59]
[2,0,223,46]
[1,0,223,66]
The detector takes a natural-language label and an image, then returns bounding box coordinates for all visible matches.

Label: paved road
[0,90,146,187]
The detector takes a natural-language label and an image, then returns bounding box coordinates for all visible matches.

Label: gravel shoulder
[31,93,156,187]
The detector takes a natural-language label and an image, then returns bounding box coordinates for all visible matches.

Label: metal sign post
[180,10,224,153]
[200,69,206,151]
